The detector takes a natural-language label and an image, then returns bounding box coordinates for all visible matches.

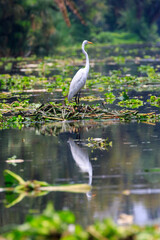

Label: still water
[1,42,160,230]
[0,120,160,229]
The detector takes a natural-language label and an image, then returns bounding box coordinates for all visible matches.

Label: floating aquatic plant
[148,95,160,107]
[4,62,13,71]
[0,99,40,114]
[118,91,129,101]
[113,55,126,64]
[0,54,160,130]
[81,96,102,102]
[1,61,160,97]
[104,92,116,103]
[0,102,160,130]
[118,99,143,109]
[138,65,155,75]
[0,74,48,91]
[86,137,112,150]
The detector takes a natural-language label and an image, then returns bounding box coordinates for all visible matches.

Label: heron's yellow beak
[88,41,93,44]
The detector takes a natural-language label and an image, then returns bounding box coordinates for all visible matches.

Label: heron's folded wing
[68,69,86,100]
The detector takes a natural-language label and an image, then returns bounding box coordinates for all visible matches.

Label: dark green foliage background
[1,0,160,56]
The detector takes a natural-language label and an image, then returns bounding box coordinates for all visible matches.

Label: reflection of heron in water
[68,138,92,186]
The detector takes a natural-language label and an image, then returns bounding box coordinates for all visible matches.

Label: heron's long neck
[82,43,89,74]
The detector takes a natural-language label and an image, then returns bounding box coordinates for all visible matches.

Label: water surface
[0,121,160,229]
[1,43,160,230]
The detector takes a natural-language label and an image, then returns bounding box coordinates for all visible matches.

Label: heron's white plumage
[68,40,92,102]
[68,68,86,100]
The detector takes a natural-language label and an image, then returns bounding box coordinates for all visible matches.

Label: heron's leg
[75,94,78,104]
[77,93,79,104]
[77,91,81,104]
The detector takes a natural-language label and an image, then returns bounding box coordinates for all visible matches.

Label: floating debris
[2,170,91,208]
[6,159,24,164]
[33,103,117,121]
[117,213,134,225]
[0,102,160,129]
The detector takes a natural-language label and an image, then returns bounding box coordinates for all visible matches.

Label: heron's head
[83,40,93,45]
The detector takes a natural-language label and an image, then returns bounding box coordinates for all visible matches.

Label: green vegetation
[1,53,160,97]
[86,137,112,151]
[0,99,37,111]
[92,31,141,44]
[1,49,160,129]
[148,95,160,107]
[1,55,160,128]
[1,49,160,238]
[1,66,160,95]
[0,74,47,91]
[118,99,143,109]
[2,203,160,240]
[1,0,160,236]
[2,170,91,208]
[0,101,134,126]
[0,101,159,130]
[104,92,116,104]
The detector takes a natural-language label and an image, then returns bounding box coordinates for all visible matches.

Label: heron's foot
[75,92,80,105]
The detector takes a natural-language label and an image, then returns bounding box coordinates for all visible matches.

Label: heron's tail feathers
[68,90,75,101]
[68,93,72,101]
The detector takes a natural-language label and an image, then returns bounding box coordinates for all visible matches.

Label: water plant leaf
[2,170,91,207]
[85,137,112,151]
[5,192,26,208]
[7,155,17,160]
[147,95,160,107]
[144,168,160,172]
[4,170,25,187]
[81,96,102,102]
[118,99,143,109]
[104,92,116,104]
[118,91,129,101]
[122,91,129,100]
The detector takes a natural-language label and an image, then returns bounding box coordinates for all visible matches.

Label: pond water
[1,43,160,230]
[0,121,160,229]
